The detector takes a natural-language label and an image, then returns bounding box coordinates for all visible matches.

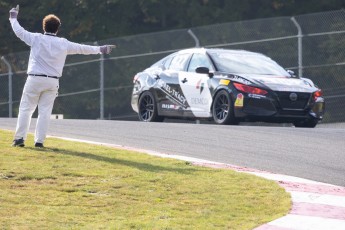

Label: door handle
[181,78,188,83]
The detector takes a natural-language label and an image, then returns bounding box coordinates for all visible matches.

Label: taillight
[313,89,323,100]
[233,82,268,95]
[133,75,139,83]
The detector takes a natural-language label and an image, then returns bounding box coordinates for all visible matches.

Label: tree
[2,0,345,56]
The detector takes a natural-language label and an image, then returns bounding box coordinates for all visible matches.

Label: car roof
[176,47,267,58]
[150,48,270,68]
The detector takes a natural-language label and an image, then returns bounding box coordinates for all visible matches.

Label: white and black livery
[131,48,325,128]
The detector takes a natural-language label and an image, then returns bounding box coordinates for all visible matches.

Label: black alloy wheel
[212,90,238,125]
[138,91,163,122]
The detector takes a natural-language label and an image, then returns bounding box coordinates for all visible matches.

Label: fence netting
[1,10,345,123]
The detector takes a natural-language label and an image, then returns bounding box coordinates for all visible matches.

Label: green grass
[0,129,291,229]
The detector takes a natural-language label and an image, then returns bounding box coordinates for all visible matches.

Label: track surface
[1,118,344,186]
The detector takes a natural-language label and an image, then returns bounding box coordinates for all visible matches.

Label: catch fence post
[188,29,200,47]
[1,56,13,118]
[95,42,105,120]
[291,17,303,78]
[100,53,104,120]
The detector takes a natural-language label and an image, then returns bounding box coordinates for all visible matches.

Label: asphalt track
[1,118,344,187]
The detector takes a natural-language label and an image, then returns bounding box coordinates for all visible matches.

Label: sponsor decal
[162,104,180,109]
[248,94,266,99]
[219,79,230,85]
[276,87,309,92]
[191,97,209,105]
[156,79,187,106]
[229,75,252,85]
[235,93,244,107]
[196,79,205,94]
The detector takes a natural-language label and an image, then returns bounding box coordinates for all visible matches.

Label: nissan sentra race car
[131,48,325,127]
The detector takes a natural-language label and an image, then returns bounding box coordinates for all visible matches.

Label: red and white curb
[52,136,345,230]
[193,162,345,230]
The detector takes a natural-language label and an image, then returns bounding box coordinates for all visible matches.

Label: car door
[156,53,192,117]
[178,53,214,118]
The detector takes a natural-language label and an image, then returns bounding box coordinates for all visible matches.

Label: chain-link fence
[1,10,345,123]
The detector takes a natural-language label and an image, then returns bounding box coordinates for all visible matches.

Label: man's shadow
[30,146,199,174]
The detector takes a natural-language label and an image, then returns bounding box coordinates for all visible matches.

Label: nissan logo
[289,93,298,101]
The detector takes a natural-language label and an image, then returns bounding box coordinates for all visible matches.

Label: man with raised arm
[9,5,115,148]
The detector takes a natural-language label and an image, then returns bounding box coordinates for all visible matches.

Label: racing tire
[212,90,238,125]
[138,91,164,122]
[293,119,318,128]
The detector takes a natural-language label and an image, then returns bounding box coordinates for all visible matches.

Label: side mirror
[195,67,214,78]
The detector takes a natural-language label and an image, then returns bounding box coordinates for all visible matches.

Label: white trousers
[14,75,59,143]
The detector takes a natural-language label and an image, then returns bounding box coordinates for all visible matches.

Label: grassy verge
[0,129,290,229]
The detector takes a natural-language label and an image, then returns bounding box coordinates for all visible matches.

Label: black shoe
[35,142,44,148]
[12,138,25,147]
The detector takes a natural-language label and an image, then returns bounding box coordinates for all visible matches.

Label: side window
[187,53,213,72]
[169,53,191,71]
[150,54,174,69]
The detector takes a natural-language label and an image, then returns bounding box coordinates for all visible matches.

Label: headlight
[233,82,268,95]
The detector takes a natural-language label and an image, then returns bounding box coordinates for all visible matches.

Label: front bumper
[234,93,325,122]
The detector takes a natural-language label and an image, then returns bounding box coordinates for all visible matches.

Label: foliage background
[1,0,345,122]
[1,0,345,55]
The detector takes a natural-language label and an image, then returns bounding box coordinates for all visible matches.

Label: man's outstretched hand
[9,5,19,19]
[100,45,116,55]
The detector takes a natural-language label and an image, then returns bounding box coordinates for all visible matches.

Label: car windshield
[209,51,290,76]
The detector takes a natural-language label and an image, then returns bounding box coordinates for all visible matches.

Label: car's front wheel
[293,119,318,128]
[138,91,164,122]
[212,90,238,125]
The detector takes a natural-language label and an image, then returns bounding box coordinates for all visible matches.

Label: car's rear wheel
[138,91,164,122]
[293,119,318,128]
[212,90,238,125]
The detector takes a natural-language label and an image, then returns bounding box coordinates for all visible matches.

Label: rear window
[169,53,191,71]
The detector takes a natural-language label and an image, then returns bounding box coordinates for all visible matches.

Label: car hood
[241,74,317,93]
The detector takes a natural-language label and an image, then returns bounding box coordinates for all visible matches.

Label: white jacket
[9,18,101,77]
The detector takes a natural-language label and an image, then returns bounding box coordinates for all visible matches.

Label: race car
[131,48,325,127]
